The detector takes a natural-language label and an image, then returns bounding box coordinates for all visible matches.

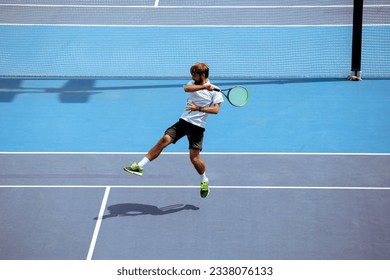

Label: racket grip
[207,85,220,91]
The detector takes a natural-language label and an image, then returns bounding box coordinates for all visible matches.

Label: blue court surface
[1,0,390,263]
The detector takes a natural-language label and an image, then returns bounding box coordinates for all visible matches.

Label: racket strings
[228,87,249,107]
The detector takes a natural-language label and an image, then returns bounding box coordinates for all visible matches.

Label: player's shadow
[94,203,199,219]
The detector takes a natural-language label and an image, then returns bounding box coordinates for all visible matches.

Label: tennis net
[0,1,388,78]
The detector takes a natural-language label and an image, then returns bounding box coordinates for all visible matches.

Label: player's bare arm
[183,83,217,92]
[186,102,221,114]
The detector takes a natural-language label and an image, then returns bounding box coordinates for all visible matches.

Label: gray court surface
[1,5,389,26]
[1,153,389,187]
[0,153,389,260]
[1,0,389,26]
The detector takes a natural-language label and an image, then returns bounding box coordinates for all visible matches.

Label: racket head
[226,86,249,107]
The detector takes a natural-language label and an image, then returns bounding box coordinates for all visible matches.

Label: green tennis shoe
[123,162,143,176]
[200,180,209,198]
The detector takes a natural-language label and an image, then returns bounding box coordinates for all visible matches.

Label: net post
[349,0,364,81]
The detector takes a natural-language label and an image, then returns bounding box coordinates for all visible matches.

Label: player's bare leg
[124,134,173,176]
[190,148,209,198]
[146,134,173,161]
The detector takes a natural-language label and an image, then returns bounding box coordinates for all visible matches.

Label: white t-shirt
[180,80,224,128]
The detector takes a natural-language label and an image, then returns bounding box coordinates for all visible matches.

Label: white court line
[2,185,390,190]
[86,186,111,260]
[1,152,389,156]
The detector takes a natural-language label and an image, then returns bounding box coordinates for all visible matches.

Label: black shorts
[165,119,205,150]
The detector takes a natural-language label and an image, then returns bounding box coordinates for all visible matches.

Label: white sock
[138,157,150,168]
[200,172,208,182]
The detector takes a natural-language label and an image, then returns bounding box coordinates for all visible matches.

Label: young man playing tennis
[124,62,223,198]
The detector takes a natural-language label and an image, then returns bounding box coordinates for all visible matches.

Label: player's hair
[190,62,209,78]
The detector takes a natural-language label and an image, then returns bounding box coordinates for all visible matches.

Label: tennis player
[124,62,224,198]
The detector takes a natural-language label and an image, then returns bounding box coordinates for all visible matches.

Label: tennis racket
[213,86,249,107]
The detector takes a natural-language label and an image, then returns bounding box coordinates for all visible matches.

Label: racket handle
[206,85,220,91]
